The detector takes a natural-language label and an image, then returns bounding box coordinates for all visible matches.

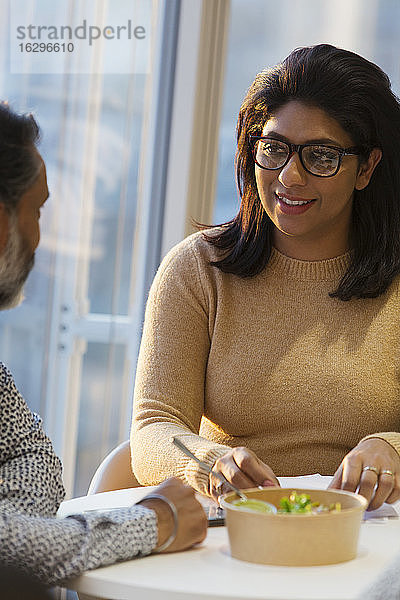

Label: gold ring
[380,469,394,477]
[362,465,379,475]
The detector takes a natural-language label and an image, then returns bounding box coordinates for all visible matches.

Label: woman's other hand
[328,439,400,510]
[140,477,207,553]
[209,447,280,501]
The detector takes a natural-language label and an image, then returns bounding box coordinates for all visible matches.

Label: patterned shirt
[0,363,158,584]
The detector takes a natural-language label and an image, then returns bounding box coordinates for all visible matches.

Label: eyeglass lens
[254,139,340,176]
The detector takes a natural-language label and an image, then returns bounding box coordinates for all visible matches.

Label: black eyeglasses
[249,135,360,177]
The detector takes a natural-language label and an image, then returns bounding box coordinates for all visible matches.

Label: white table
[57,477,400,600]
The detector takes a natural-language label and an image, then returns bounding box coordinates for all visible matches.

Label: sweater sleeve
[359,432,400,457]
[0,504,157,585]
[0,363,65,517]
[131,235,230,495]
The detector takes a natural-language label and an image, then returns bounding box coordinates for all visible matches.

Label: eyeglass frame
[249,135,361,178]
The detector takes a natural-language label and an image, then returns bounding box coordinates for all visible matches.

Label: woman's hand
[140,477,207,553]
[209,447,280,501]
[328,439,400,510]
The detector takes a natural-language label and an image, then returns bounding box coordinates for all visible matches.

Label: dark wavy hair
[0,102,41,212]
[202,44,400,300]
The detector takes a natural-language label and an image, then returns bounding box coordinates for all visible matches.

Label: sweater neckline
[268,247,350,281]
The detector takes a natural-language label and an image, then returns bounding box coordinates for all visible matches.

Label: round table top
[58,477,400,600]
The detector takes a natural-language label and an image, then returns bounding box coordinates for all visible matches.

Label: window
[0,0,229,498]
[214,0,400,224]
[0,0,179,496]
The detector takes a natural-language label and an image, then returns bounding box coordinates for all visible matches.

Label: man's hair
[202,44,400,300]
[0,102,41,212]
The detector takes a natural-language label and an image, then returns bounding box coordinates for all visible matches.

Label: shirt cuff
[184,446,230,496]
[359,432,400,457]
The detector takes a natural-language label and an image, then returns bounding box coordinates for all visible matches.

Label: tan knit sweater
[131,230,400,496]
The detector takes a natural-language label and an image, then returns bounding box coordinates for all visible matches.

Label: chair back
[88,440,139,494]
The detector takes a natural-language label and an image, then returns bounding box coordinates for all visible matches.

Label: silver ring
[380,469,395,477]
[362,465,380,475]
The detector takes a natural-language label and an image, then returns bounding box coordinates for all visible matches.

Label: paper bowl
[220,487,367,566]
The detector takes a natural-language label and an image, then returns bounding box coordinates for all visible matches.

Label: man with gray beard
[0,103,206,586]
[0,212,34,309]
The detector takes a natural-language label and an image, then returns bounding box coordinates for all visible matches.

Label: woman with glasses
[132,44,400,511]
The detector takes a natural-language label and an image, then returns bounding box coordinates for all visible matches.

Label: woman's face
[254,100,377,260]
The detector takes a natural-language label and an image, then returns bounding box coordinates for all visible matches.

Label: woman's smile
[274,192,316,215]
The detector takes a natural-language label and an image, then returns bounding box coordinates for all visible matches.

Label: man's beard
[0,214,34,310]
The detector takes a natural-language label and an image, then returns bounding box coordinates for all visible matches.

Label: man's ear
[355,147,382,191]
[0,203,9,253]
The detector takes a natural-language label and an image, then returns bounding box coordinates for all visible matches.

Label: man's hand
[139,478,207,553]
[329,439,400,510]
[209,447,279,501]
